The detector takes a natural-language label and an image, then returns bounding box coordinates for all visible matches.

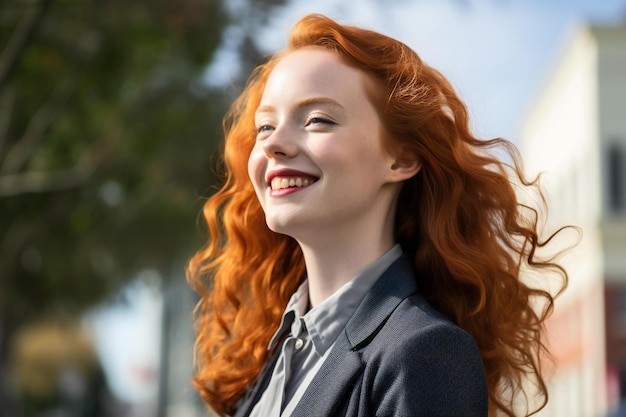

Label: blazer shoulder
[360,293,488,416]
[364,292,482,363]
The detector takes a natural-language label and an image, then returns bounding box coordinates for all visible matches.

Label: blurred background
[1,0,625,416]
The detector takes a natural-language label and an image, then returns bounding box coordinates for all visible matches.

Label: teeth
[270,177,315,190]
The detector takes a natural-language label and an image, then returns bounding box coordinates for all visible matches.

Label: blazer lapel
[291,255,418,416]
[232,345,282,417]
[345,255,417,349]
[290,331,364,417]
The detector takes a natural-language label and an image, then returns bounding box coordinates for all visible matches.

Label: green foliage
[0,0,238,322]
[0,0,287,414]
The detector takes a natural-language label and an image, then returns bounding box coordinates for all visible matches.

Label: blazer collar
[344,255,417,349]
[291,255,418,416]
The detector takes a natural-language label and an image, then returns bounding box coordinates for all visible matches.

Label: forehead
[260,47,372,106]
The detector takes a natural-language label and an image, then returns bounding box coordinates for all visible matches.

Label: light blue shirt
[248,244,403,417]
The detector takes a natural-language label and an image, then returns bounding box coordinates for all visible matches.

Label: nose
[262,126,298,159]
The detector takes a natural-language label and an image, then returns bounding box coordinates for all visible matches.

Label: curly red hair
[187,14,569,417]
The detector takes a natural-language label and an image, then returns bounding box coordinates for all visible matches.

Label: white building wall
[521,25,608,417]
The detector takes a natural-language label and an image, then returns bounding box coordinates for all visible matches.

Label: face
[248,47,408,241]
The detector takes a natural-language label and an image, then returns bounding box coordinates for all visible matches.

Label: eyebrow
[255,96,345,116]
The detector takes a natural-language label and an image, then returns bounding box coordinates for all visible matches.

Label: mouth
[270,176,318,190]
[266,168,320,192]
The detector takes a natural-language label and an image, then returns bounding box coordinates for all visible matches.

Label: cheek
[327,144,391,191]
[247,147,269,204]
[247,145,264,184]
[319,133,388,170]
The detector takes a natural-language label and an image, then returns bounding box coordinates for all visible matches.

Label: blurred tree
[0,0,287,412]
[0,0,224,335]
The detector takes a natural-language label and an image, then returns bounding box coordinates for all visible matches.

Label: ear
[388,156,421,183]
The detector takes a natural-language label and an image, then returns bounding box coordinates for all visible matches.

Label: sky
[94,0,626,405]
[209,0,626,143]
[85,274,163,403]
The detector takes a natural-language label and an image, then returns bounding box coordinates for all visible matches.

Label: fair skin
[248,47,420,307]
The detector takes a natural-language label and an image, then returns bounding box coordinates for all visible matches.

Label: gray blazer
[234,256,488,417]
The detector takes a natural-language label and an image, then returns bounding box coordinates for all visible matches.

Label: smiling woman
[187,14,571,417]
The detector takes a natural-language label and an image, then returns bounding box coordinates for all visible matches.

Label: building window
[608,143,625,212]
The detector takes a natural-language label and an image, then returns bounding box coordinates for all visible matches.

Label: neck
[297,215,396,308]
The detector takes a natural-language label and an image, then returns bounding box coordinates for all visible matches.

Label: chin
[265,218,293,235]
[264,215,308,239]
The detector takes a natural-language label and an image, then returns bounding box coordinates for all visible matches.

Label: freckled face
[248,47,399,240]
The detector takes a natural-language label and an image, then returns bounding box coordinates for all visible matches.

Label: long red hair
[187,14,569,417]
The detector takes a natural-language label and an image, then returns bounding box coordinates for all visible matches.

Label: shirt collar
[268,244,403,354]
[267,280,309,349]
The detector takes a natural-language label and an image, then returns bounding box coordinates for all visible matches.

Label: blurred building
[521,22,626,417]
[158,274,210,417]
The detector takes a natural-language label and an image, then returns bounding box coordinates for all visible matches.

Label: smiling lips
[266,169,319,195]
[270,176,316,190]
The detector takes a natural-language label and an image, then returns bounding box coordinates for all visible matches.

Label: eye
[256,124,274,138]
[305,115,336,127]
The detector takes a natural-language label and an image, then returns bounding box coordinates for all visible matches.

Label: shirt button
[294,338,304,350]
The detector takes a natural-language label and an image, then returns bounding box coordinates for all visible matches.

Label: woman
[187,14,569,417]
